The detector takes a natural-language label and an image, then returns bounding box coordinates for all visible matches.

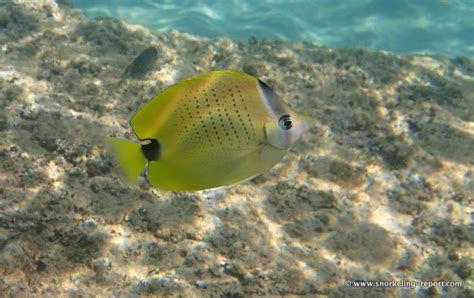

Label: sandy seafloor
[0,1,473,297]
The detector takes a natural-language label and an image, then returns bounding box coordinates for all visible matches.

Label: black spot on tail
[141,139,160,161]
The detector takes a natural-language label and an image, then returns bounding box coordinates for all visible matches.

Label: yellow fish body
[108,70,305,190]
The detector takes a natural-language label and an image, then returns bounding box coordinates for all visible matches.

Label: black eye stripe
[258,79,286,116]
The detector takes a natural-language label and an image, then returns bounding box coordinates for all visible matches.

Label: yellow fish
[108,70,306,190]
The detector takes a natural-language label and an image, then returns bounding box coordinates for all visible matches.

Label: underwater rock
[325,223,396,264]
[301,156,366,188]
[86,155,113,177]
[265,182,337,222]
[134,276,183,294]
[76,17,142,54]
[282,214,332,240]
[126,193,201,240]
[51,228,106,263]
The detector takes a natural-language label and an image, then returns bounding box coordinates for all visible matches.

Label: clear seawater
[71,0,474,59]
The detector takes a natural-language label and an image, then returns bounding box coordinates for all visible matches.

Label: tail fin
[106,137,147,184]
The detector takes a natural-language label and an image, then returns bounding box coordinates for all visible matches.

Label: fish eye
[279,115,293,130]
